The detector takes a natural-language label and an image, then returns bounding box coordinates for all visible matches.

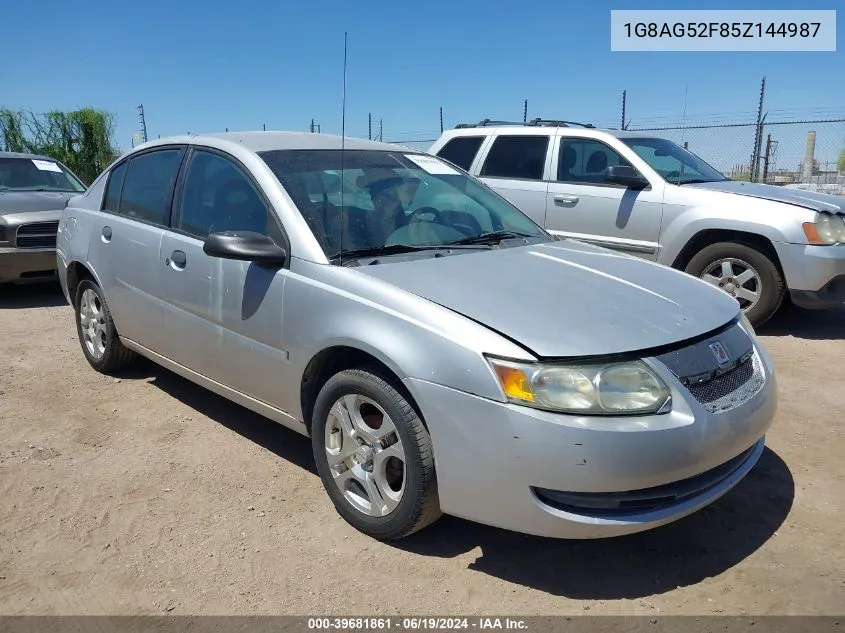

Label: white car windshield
[620,137,729,185]
[0,157,86,192]
[259,149,548,260]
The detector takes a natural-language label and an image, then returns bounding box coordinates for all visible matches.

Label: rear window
[436,136,484,171]
[479,135,549,180]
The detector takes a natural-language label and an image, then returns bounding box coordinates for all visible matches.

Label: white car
[430,119,845,327]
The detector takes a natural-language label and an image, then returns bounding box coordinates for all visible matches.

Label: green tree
[838,147,845,173]
[0,107,119,185]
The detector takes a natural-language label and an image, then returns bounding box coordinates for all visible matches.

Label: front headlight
[804,212,845,245]
[487,357,672,415]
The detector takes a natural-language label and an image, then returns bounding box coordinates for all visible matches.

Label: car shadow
[758,302,845,340]
[0,281,67,309]
[391,447,793,600]
[110,360,792,600]
[112,357,317,476]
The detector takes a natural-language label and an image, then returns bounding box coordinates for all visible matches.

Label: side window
[102,161,127,213]
[119,149,182,225]
[479,135,549,181]
[557,139,631,185]
[176,150,272,239]
[436,136,484,171]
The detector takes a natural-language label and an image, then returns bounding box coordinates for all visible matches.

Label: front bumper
[0,247,58,284]
[774,242,845,309]
[403,343,777,539]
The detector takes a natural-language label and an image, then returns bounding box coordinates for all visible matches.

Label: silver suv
[430,119,845,327]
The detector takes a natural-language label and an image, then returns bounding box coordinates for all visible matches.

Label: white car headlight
[487,357,672,415]
[804,212,845,245]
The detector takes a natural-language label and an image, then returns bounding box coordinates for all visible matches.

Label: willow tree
[0,107,119,185]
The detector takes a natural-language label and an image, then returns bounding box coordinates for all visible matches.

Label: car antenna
[338,31,348,267]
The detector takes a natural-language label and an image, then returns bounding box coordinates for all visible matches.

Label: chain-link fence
[627,118,845,193]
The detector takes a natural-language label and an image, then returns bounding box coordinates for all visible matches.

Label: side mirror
[203,231,286,266]
[606,165,649,189]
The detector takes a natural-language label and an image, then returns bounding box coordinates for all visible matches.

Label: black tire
[684,241,785,328]
[311,368,441,541]
[74,279,136,373]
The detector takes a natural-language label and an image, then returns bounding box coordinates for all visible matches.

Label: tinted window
[177,150,272,238]
[119,149,182,225]
[0,157,85,192]
[436,136,484,171]
[557,139,631,185]
[103,161,126,212]
[480,135,549,180]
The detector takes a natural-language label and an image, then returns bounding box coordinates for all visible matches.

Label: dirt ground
[0,282,843,616]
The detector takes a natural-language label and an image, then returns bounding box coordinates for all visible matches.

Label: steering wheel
[405,206,443,225]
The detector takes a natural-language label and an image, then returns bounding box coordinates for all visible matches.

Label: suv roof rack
[453,118,597,129]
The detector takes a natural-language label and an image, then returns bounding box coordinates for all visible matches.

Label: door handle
[101,226,112,242]
[168,250,187,270]
[554,194,579,205]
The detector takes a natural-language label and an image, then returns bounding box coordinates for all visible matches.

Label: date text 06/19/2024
[307,618,529,630]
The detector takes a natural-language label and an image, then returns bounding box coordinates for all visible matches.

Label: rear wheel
[311,368,441,541]
[74,279,136,373]
[684,241,784,328]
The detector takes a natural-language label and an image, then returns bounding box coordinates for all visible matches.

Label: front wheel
[684,241,785,328]
[311,369,441,541]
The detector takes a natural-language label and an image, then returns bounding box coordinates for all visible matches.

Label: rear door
[545,136,664,259]
[87,146,185,352]
[159,147,292,408]
[474,133,553,227]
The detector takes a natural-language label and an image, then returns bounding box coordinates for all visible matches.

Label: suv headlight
[804,212,845,245]
[487,357,672,415]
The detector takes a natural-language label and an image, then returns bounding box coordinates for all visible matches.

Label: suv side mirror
[203,231,287,266]
[606,165,649,189]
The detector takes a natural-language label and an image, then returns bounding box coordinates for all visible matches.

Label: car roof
[131,131,410,154]
[0,150,65,162]
[440,125,657,140]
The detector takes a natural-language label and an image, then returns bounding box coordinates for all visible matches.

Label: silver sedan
[56,131,777,541]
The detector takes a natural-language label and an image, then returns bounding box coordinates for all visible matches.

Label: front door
[159,147,292,409]
[545,136,664,260]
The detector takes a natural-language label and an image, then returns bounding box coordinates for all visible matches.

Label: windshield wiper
[446,230,535,246]
[678,178,729,185]
[330,243,459,263]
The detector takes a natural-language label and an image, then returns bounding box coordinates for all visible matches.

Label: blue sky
[2,0,842,155]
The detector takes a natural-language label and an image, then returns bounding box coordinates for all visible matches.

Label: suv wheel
[684,241,785,328]
[311,368,441,541]
[74,279,136,373]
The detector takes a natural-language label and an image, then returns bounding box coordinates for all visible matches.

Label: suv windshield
[259,149,548,260]
[619,137,729,185]
[0,157,86,192]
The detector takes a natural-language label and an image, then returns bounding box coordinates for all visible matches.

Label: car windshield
[259,149,549,261]
[0,157,86,192]
[619,137,729,185]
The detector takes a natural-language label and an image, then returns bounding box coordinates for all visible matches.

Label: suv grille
[16,221,59,249]
[686,352,764,414]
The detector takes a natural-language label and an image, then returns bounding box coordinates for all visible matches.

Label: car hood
[357,239,740,358]
[0,191,78,218]
[683,180,844,215]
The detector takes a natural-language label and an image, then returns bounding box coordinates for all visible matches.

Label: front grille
[686,352,765,414]
[15,221,59,249]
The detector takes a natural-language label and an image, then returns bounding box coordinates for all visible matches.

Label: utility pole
[523,99,528,123]
[368,113,372,140]
[263,122,266,131]
[439,106,443,134]
[137,104,148,143]
[310,118,315,133]
[750,76,767,182]
[621,90,627,129]
[762,134,773,183]
[378,118,383,142]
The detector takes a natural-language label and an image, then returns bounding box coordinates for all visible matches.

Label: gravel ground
[0,282,843,616]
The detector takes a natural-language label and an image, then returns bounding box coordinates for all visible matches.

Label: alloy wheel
[700,258,762,312]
